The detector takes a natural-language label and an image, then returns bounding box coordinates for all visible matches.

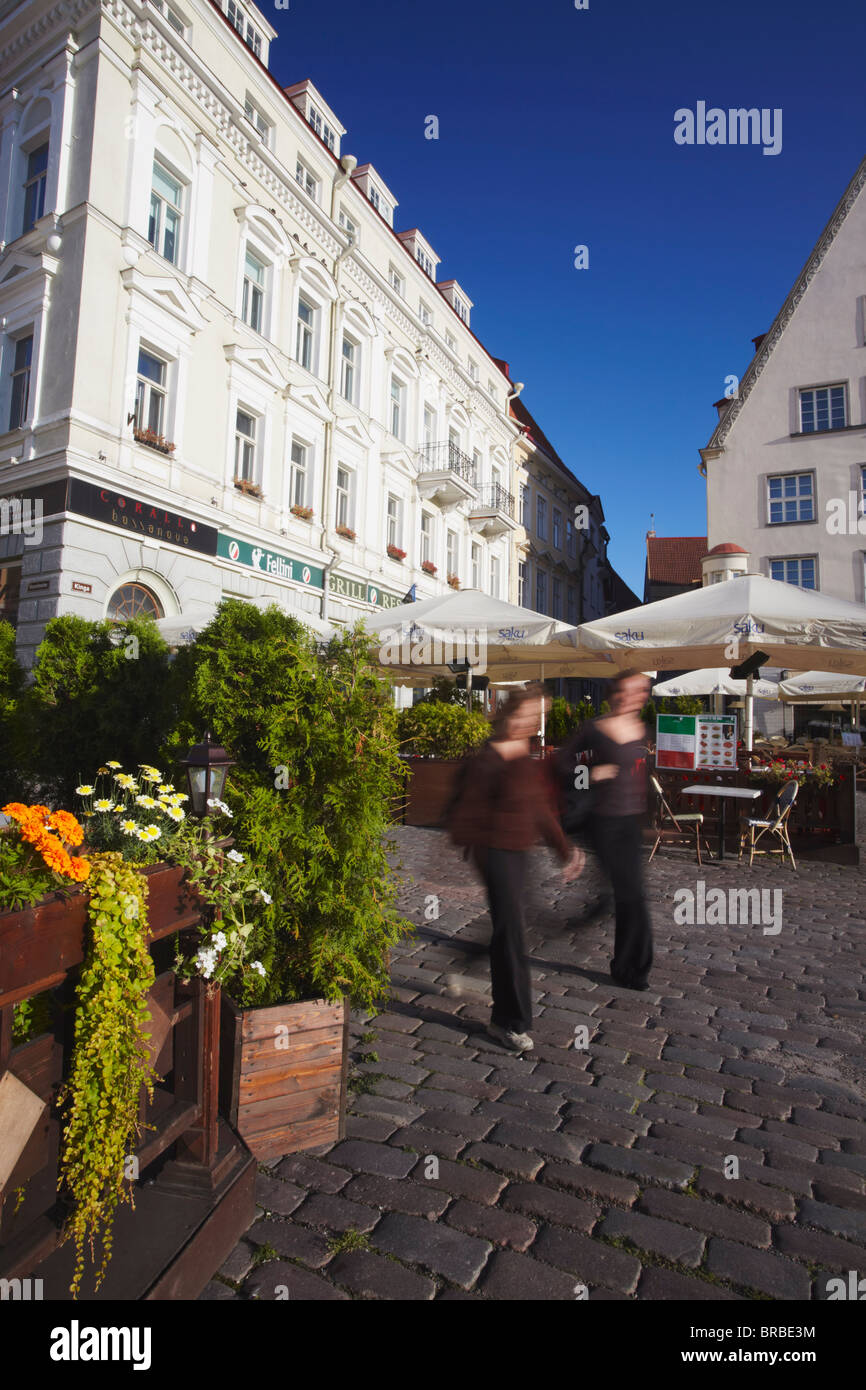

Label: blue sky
[267,0,865,599]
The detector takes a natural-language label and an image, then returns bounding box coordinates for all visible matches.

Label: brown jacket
[447,741,572,861]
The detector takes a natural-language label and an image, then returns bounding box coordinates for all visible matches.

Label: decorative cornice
[707,154,866,451]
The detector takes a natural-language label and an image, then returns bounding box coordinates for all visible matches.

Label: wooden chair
[649,775,713,865]
[738,778,799,869]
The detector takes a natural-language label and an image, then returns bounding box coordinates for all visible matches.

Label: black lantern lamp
[180,732,236,818]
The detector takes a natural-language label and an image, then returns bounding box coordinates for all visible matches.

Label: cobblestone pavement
[205,816,866,1301]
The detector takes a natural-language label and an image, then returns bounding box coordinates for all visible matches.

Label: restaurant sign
[218,534,324,590]
[68,479,219,555]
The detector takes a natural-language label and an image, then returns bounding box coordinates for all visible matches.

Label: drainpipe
[319,154,358,621]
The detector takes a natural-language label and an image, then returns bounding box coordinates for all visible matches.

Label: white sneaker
[487,1023,534,1053]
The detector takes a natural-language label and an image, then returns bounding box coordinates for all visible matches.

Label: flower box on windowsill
[387,545,406,562]
[335,525,356,541]
[234,477,263,499]
[133,428,175,456]
[447,574,460,590]
[421,561,438,576]
[291,505,314,521]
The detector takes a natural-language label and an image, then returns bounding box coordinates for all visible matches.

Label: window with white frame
[340,335,358,404]
[536,495,547,540]
[241,249,266,333]
[448,426,461,458]
[387,494,402,549]
[471,543,481,588]
[490,554,500,598]
[148,161,183,265]
[226,0,261,56]
[289,440,308,508]
[335,466,353,529]
[487,380,498,404]
[518,561,527,607]
[22,143,49,234]
[244,96,270,143]
[388,265,404,298]
[296,296,315,371]
[799,384,846,433]
[472,449,482,487]
[770,556,817,589]
[445,331,457,352]
[308,106,336,152]
[419,300,432,326]
[338,207,357,243]
[295,159,319,202]
[8,334,33,431]
[390,376,405,440]
[447,530,459,578]
[767,472,814,524]
[520,485,530,526]
[468,359,479,383]
[423,404,436,450]
[135,347,168,435]
[454,297,468,324]
[552,576,562,618]
[416,248,434,278]
[553,508,562,548]
[159,0,187,34]
[536,569,547,613]
[420,511,433,565]
[234,408,257,483]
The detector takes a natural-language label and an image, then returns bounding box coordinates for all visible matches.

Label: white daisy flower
[226,849,244,863]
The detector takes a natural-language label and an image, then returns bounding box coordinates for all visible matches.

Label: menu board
[656,714,738,771]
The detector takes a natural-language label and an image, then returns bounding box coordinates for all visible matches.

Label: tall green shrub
[170,600,411,1011]
[23,615,177,805]
[396,702,489,758]
[0,620,25,804]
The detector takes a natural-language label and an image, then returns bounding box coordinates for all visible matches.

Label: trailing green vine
[56,852,158,1298]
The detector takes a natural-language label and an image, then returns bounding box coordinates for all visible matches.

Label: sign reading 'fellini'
[218,533,404,609]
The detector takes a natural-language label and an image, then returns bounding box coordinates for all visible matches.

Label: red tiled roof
[646,535,707,586]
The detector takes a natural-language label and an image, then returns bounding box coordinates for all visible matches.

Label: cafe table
[681,783,762,862]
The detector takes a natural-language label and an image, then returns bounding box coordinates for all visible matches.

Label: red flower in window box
[234,477,263,499]
[421,560,437,576]
[134,426,175,455]
[291,504,313,521]
[387,544,406,561]
[335,524,356,541]
[447,573,460,589]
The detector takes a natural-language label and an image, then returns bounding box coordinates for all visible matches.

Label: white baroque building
[701,154,866,605]
[0,0,522,665]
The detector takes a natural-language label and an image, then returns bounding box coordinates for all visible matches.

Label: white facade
[0,0,520,664]
[701,156,866,606]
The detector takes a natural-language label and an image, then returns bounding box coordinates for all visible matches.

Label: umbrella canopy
[652,667,779,698]
[365,588,616,683]
[155,598,334,646]
[570,573,866,676]
[777,670,866,704]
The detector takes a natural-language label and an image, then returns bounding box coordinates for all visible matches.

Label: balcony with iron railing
[416,441,478,509]
[469,482,518,537]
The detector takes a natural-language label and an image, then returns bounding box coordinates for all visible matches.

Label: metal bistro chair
[649,775,713,866]
[738,778,799,870]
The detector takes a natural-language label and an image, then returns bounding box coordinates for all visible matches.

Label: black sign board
[67,479,218,556]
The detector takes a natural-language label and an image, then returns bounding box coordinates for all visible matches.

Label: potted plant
[133,427,176,455]
[387,544,406,562]
[167,600,412,1158]
[421,559,437,576]
[291,504,313,521]
[234,477,263,499]
[335,524,356,541]
[396,702,490,826]
[447,573,460,589]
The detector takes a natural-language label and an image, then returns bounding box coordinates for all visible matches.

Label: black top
[560,720,648,818]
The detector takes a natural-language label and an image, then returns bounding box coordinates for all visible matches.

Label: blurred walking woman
[448,685,584,1052]
[560,669,653,991]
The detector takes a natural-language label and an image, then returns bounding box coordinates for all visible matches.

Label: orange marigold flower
[67,856,91,882]
[50,810,85,847]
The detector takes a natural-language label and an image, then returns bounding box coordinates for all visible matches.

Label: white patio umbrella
[777,671,866,703]
[653,668,779,699]
[570,573,866,751]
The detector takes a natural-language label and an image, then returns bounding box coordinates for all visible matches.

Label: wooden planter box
[403,757,463,827]
[219,994,349,1161]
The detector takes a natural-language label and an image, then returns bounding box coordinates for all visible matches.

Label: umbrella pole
[467,665,472,715]
[540,664,546,751]
[745,674,754,758]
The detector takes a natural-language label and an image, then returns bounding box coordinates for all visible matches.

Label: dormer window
[454,297,468,324]
[226,0,262,57]
[369,186,380,212]
[308,106,336,152]
[416,248,434,278]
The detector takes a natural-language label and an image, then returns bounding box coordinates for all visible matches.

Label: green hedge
[396,702,490,759]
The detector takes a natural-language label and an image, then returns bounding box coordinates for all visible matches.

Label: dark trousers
[473,846,532,1033]
[591,814,653,987]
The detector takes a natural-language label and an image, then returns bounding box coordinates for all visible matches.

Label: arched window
[107,582,164,621]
